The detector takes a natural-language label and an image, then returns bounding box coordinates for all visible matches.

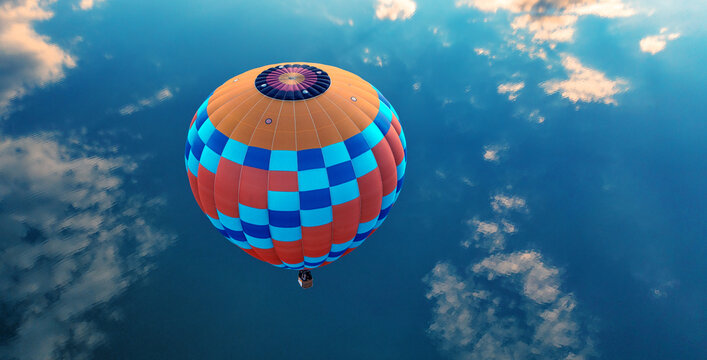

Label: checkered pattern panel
[185,64,406,270]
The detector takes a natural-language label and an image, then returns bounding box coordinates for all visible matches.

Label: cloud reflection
[0,133,173,359]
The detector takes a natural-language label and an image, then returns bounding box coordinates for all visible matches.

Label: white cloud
[0,133,173,359]
[491,194,527,213]
[474,47,490,56]
[511,14,578,43]
[118,86,175,115]
[497,81,525,101]
[76,0,105,10]
[424,253,595,359]
[0,0,76,115]
[528,109,545,123]
[640,28,680,55]
[483,144,507,162]
[541,55,628,105]
[458,0,635,51]
[456,0,634,18]
[566,0,636,18]
[375,0,416,21]
[463,218,517,251]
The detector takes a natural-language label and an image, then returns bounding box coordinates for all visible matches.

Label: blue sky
[0,0,705,359]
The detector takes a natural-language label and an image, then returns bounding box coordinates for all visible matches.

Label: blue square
[268,210,301,227]
[243,146,271,170]
[297,148,325,170]
[298,168,329,191]
[322,142,350,166]
[300,188,331,210]
[184,141,191,160]
[373,100,393,134]
[344,133,369,159]
[206,129,229,155]
[241,222,270,239]
[191,135,205,160]
[326,161,356,186]
[195,99,209,129]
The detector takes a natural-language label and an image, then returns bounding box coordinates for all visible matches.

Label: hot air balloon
[184,63,407,288]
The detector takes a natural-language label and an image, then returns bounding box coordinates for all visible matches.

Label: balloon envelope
[185,63,407,270]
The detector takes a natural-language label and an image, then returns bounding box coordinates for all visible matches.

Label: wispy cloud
[462,218,517,251]
[0,0,76,115]
[640,28,680,55]
[118,87,175,116]
[483,144,507,162]
[361,48,387,67]
[0,133,174,359]
[424,254,596,359]
[541,55,628,105]
[497,81,525,101]
[491,194,528,213]
[374,0,416,21]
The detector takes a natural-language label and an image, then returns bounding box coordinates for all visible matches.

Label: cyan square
[238,204,269,225]
[199,146,220,174]
[297,168,329,191]
[269,226,302,242]
[187,151,199,176]
[351,150,377,177]
[329,179,359,205]
[197,118,216,143]
[269,150,298,171]
[267,191,300,211]
[322,142,350,167]
[300,207,333,227]
[217,211,243,231]
[361,122,385,148]
[221,139,248,165]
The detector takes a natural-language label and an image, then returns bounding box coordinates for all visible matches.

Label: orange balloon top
[204,62,382,152]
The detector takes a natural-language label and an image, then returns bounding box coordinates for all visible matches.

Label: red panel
[268,171,298,192]
[301,224,332,258]
[390,116,402,136]
[357,169,383,223]
[332,200,360,245]
[189,112,197,128]
[371,140,397,197]
[214,158,241,218]
[239,166,268,209]
[272,239,304,265]
[384,127,405,166]
[241,247,265,262]
[252,247,282,265]
[187,170,202,210]
[197,165,219,218]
